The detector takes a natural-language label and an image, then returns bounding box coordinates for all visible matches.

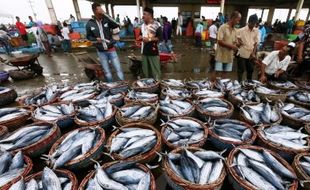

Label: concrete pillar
[287,9,292,21]
[45,0,57,24]
[220,0,225,14]
[141,0,151,9]
[295,0,304,20]
[306,10,310,21]
[72,0,81,21]
[111,4,115,19]
[136,0,141,20]
[267,7,275,24]
[105,4,109,15]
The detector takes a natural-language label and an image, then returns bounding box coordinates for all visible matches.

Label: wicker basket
[239,107,282,126]
[196,98,234,121]
[8,69,34,80]
[24,169,78,190]
[48,126,105,170]
[1,155,33,190]
[163,147,226,190]
[9,122,61,157]
[256,90,287,104]
[159,100,196,121]
[116,103,158,126]
[100,81,130,94]
[268,81,299,91]
[295,80,310,91]
[207,119,257,152]
[161,88,192,100]
[75,106,116,129]
[78,161,156,190]
[106,123,162,163]
[0,87,17,107]
[124,94,159,105]
[256,125,310,162]
[227,90,260,108]
[287,94,310,109]
[292,153,310,190]
[18,90,59,108]
[161,117,208,150]
[0,125,8,138]
[281,108,309,128]
[0,107,31,132]
[227,145,298,190]
[132,79,160,93]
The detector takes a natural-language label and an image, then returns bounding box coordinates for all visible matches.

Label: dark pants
[62,39,71,52]
[21,34,28,42]
[195,33,202,47]
[297,60,310,76]
[237,57,254,82]
[266,72,288,82]
[0,37,12,55]
[210,37,216,48]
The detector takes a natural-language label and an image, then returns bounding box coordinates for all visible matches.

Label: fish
[197,98,230,113]
[240,103,280,124]
[101,81,129,94]
[0,108,29,123]
[127,91,158,102]
[215,79,241,91]
[60,89,97,102]
[135,78,157,87]
[299,155,310,176]
[160,97,193,117]
[73,81,98,90]
[231,89,260,104]
[96,90,123,104]
[109,127,157,159]
[161,79,185,87]
[194,89,223,98]
[24,85,66,106]
[33,103,74,122]
[163,88,191,100]
[288,91,310,104]
[269,81,298,89]
[255,86,281,95]
[186,80,213,89]
[119,105,155,120]
[279,102,310,122]
[167,148,224,184]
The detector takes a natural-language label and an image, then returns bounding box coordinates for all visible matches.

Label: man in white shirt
[209,21,218,48]
[176,12,183,36]
[258,42,295,82]
[61,22,71,53]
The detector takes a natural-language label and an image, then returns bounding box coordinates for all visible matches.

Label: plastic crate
[73,27,86,35]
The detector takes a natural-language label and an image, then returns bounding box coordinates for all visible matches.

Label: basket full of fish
[207,119,257,151]
[0,122,61,157]
[255,85,287,103]
[161,117,208,149]
[100,81,130,94]
[287,90,310,109]
[227,145,298,190]
[0,125,8,138]
[95,89,125,107]
[268,80,299,91]
[159,98,195,120]
[257,124,310,162]
[0,151,33,189]
[292,153,310,189]
[79,160,156,190]
[106,123,162,163]
[278,102,310,127]
[32,103,75,129]
[228,88,261,107]
[240,102,282,125]
[196,98,234,121]
[132,78,160,93]
[295,80,310,91]
[75,98,116,129]
[59,88,98,103]
[192,88,224,99]
[186,79,213,90]
[125,90,159,104]
[214,78,241,92]
[0,107,31,131]
[0,87,17,107]
[19,167,78,190]
[163,147,226,190]
[45,126,105,170]
[116,103,158,126]
[161,88,192,100]
[161,79,186,89]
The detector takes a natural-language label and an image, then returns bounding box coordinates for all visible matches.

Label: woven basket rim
[195,98,234,117]
[159,99,195,118]
[268,81,299,91]
[132,79,160,90]
[0,109,31,126]
[294,80,310,91]
[293,152,310,180]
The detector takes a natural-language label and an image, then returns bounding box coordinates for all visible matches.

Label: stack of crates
[71,21,87,38]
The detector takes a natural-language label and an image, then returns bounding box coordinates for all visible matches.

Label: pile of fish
[73,81,98,90]
[0,108,29,123]
[162,118,205,146]
[215,79,241,91]
[9,167,73,190]
[119,105,155,120]
[197,98,231,113]
[298,155,310,176]
[59,88,97,102]
[96,90,123,102]
[161,79,185,88]
[44,128,100,169]
[0,125,52,151]
[33,103,74,121]
[279,103,310,122]
[76,98,113,123]
[210,119,253,143]
[86,161,151,190]
[288,91,310,104]
[255,86,281,95]
[186,80,213,89]
[193,89,223,98]
[241,80,263,88]
[269,81,299,89]
[231,147,296,190]
[166,148,224,184]
[231,89,260,104]
[101,81,129,94]
[0,151,26,187]
[110,127,157,159]
[240,103,280,124]
[159,98,193,116]
[24,85,61,106]
[127,91,158,102]
[135,78,157,87]
[162,88,191,99]
[259,125,309,150]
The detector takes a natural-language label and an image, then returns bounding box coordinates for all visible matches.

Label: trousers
[97,50,124,82]
[237,57,254,82]
[142,55,161,79]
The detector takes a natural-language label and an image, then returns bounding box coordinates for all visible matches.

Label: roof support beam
[73,0,81,21]
[295,0,304,20]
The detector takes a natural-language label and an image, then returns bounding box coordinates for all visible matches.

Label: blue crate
[73,27,86,34]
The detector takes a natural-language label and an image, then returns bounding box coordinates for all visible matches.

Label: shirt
[195,23,204,34]
[209,24,217,39]
[61,27,70,40]
[163,22,172,41]
[177,15,183,26]
[16,21,27,35]
[141,20,162,56]
[301,27,310,60]
[263,50,291,74]
[237,26,259,59]
[215,23,237,64]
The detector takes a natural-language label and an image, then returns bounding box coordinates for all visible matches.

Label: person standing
[162,17,173,53]
[86,3,124,82]
[287,17,295,34]
[69,14,75,24]
[209,21,218,48]
[27,16,35,28]
[141,7,162,79]
[215,11,242,78]
[195,22,204,47]
[217,12,225,25]
[176,12,183,36]
[115,14,120,23]
[61,22,71,53]
[15,16,28,42]
[37,27,52,57]
[236,14,259,82]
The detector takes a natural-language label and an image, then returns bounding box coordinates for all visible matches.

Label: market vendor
[257,42,295,83]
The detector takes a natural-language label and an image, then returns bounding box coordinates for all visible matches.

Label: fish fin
[146,163,159,170]
[90,159,101,168]
[297,127,303,133]
[103,152,115,160]
[155,151,163,162]
[111,125,118,132]
[219,149,227,155]
[160,119,167,126]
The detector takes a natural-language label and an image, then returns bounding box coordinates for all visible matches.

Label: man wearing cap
[141,7,162,79]
[236,14,260,82]
[258,43,295,82]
